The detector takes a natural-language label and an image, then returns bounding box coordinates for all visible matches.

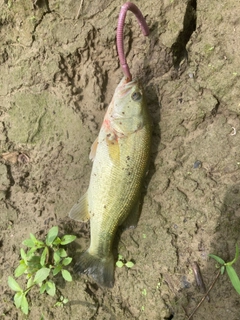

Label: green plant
[116,254,135,268]
[209,244,240,294]
[54,295,69,307]
[8,226,76,315]
[185,244,240,319]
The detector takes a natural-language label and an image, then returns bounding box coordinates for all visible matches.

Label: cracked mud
[1,0,240,319]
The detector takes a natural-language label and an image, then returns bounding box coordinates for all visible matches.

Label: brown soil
[1,0,240,319]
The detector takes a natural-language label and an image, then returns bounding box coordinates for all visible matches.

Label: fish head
[105,77,148,136]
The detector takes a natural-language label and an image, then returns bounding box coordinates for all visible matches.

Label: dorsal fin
[69,192,90,222]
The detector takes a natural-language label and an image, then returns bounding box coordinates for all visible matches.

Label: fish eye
[131,91,142,101]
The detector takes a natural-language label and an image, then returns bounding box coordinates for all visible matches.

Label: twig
[186,270,221,320]
[191,261,210,302]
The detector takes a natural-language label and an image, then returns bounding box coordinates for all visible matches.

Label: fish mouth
[117,77,139,97]
[119,77,138,87]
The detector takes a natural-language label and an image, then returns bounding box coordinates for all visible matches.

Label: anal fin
[121,201,141,229]
[69,192,90,222]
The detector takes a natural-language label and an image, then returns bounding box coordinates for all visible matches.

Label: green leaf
[46,226,58,246]
[52,237,61,245]
[20,248,28,263]
[47,280,54,288]
[36,240,45,248]
[118,254,123,260]
[116,261,124,268]
[125,261,135,268]
[30,233,38,243]
[8,276,22,292]
[62,257,72,266]
[61,269,72,282]
[40,247,48,267]
[26,246,38,257]
[62,297,68,304]
[14,291,23,308]
[39,282,47,294]
[27,255,41,274]
[60,235,76,245]
[21,294,29,315]
[53,251,61,265]
[34,268,50,284]
[52,264,62,276]
[221,265,225,275]
[209,254,225,265]
[226,265,240,294]
[142,288,147,296]
[46,281,56,296]
[27,276,34,289]
[15,261,27,277]
[58,248,67,258]
[227,244,240,266]
[22,238,35,247]
[29,233,44,247]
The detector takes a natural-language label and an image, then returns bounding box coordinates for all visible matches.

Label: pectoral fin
[89,137,98,161]
[106,136,120,163]
[69,192,90,222]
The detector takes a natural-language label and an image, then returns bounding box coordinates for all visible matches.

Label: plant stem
[23,283,36,295]
[186,269,221,320]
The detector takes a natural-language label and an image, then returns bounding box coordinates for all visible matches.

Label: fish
[69,77,152,287]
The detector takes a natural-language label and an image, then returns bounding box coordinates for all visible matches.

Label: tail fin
[74,250,114,288]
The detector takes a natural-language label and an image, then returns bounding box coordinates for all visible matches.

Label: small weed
[116,254,135,268]
[156,282,161,290]
[29,16,37,24]
[7,1,12,9]
[8,226,76,315]
[54,295,69,307]
[186,244,240,319]
[209,244,240,294]
[142,288,147,296]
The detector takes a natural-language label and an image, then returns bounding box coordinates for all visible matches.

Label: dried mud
[1,0,240,319]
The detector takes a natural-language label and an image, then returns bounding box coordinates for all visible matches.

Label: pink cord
[117,2,149,81]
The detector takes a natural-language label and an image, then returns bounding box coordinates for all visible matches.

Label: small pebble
[193,160,202,169]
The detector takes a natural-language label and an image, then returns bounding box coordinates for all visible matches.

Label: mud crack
[171,0,197,69]
[4,164,15,200]
[31,0,52,44]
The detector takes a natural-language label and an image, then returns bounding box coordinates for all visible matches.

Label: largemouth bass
[69,77,152,287]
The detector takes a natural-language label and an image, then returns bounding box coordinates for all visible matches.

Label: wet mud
[1,0,240,319]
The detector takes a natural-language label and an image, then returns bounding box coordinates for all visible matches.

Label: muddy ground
[1,0,240,319]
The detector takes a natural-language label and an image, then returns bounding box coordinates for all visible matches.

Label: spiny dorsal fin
[69,192,90,222]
